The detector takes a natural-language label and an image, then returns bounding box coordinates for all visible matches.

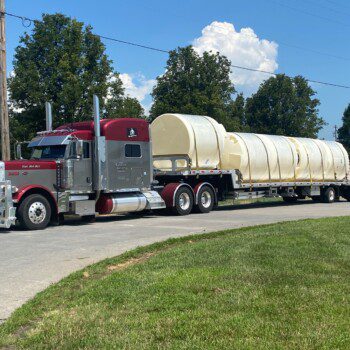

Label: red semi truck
[0,96,349,230]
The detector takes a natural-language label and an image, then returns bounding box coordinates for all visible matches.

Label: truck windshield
[30,145,67,159]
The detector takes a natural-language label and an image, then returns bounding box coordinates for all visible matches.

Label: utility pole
[0,0,10,160]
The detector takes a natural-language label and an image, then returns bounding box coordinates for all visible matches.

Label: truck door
[67,141,93,193]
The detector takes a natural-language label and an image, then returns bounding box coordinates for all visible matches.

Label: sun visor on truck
[28,135,71,148]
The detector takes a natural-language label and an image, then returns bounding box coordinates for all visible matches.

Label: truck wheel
[172,186,193,215]
[195,186,215,213]
[17,194,51,230]
[282,197,298,203]
[321,187,335,203]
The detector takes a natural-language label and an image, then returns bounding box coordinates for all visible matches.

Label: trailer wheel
[282,197,298,203]
[17,194,51,230]
[172,186,193,215]
[321,187,335,203]
[195,186,215,213]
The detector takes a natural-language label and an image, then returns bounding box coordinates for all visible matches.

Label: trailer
[151,113,350,215]
[153,154,350,216]
[0,97,348,230]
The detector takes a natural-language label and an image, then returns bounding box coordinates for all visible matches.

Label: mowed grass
[1,217,350,349]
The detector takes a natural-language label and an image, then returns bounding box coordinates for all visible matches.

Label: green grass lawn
[1,217,350,349]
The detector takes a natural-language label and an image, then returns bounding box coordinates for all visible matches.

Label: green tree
[105,77,144,118]
[338,104,350,152]
[150,46,236,128]
[245,74,326,137]
[226,93,247,132]
[9,13,143,142]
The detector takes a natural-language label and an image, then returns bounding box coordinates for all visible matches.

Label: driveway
[0,200,349,320]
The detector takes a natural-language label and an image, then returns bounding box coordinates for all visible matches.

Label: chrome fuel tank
[110,193,147,213]
[96,191,165,214]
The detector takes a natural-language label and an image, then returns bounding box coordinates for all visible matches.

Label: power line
[2,10,350,90]
[2,10,33,27]
[276,40,350,61]
[323,0,350,11]
[10,10,350,62]
[2,11,169,53]
[97,35,168,53]
[208,21,350,62]
[230,65,350,89]
[270,0,350,27]
[300,0,350,17]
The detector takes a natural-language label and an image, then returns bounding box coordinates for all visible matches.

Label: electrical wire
[1,10,33,27]
[2,10,350,89]
[299,0,350,17]
[208,21,350,62]
[97,35,168,53]
[270,0,350,27]
[230,65,350,89]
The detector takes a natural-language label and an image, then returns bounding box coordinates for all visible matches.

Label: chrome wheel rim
[179,192,191,211]
[329,190,335,201]
[201,190,212,209]
[28,202,46,224]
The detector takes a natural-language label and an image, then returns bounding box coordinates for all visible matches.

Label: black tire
[172,186,193,216]
[194,186,215,213]
[321,187,336,203]
[282,197,298,203]
[17,194,51,230]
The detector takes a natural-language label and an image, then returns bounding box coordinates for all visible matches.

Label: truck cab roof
[29,118,150,147]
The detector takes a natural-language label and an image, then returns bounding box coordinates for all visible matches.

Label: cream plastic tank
[288,138,349,181]
[151,114,350,183]
[151,114,226,169]
[222,133,297,183]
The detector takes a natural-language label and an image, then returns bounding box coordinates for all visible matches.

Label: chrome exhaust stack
[45,102,53,131]
[92,95,106,194]
[93,95,100,138]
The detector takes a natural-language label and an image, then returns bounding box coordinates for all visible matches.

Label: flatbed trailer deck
[153,155,350,215]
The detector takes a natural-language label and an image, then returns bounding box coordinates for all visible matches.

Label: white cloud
[120,73,155,114]
[192,21,278,94]
[113,22,278,113]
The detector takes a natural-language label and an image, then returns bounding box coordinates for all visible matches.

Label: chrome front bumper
[0,180,16,228]
[0,162,16,229]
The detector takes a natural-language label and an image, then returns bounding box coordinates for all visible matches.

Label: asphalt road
[0,200,349,321]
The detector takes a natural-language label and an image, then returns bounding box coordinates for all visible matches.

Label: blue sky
[5,0,350,140]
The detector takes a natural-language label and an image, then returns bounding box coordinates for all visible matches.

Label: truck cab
[1,104,165,230]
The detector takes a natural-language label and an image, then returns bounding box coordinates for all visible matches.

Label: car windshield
[30,145,67,160]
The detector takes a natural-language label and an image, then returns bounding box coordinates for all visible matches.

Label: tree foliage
[338,104,350,152]
[226,93,248,132]
[9,13,143,142]
[150,46,236,128]
[245,74,326,138]
[104,77,144,118]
